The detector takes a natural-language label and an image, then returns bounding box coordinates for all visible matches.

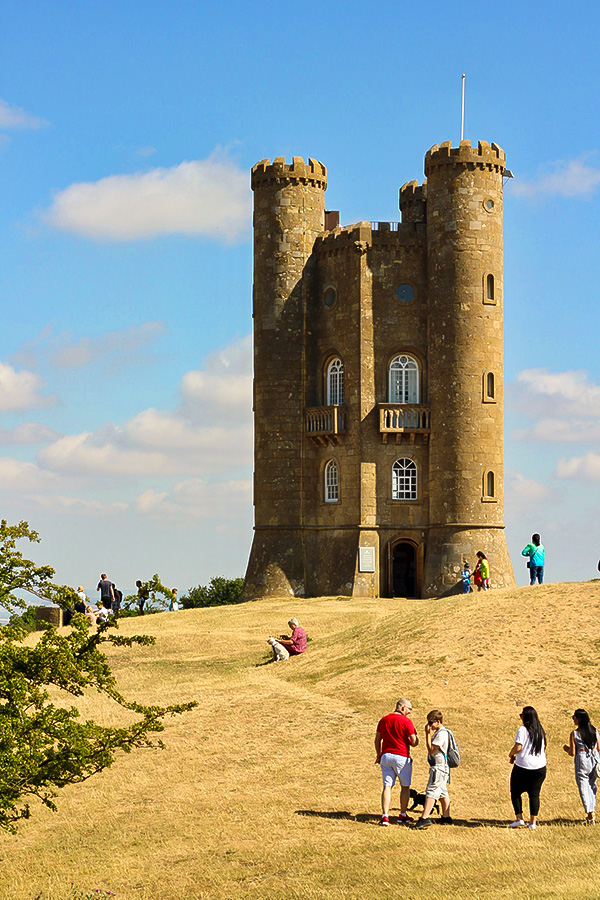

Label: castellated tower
[243,141,516,600]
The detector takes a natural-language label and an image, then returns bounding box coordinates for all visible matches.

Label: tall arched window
[389,355,419,403]
[486,274,495,302]
[326,358,344,406]
[392,458,417,500]
[325,459,339,502]
[486,470,495,498]
[486,372,495,399]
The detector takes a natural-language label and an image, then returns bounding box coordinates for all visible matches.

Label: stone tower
[244,140,516,600]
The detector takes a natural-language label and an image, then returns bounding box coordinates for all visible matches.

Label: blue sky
[1,0,599,596]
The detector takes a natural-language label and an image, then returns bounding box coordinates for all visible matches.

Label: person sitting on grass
[275,618,307,655]
[413,709,452,829]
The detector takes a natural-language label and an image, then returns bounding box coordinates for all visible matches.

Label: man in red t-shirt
[375,698,419,826]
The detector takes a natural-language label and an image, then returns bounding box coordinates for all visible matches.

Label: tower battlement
[399,180,428,223]
[425,139,505,175]
[251,156,327,190]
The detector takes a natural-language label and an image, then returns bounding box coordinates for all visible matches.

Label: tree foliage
[0,520,196,831]
[121,573,174,615]
[180,576,244,609]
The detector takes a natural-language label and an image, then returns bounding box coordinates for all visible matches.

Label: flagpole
[460,73,465,141]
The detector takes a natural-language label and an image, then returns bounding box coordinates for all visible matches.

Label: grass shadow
[296,810,582,828]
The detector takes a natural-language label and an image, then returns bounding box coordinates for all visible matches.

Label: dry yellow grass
[4,582,600,899]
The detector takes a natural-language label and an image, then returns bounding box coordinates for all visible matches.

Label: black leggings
[510,764,546,817]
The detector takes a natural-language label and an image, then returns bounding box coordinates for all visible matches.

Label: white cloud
[135,478,252,520]
[556,452,600,482]
[505,473,552,508]
[511,368,600,426]
[0,361,55,411]
[0,457,59,491]
[36,334,253,479]
[0,98,47,130]
[26,494,128,514]
[43,150,251,242]
[0,422,60,445]
[512,155,600,199]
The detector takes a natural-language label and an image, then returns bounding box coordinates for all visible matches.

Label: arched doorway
[392,542,417,598]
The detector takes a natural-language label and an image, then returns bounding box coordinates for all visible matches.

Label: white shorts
[425,765,449,800]
[380,753,413,787]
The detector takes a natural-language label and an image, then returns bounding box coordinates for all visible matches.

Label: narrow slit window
[486,274,495,302]
[486,470,495,498]
[486,372,495,399]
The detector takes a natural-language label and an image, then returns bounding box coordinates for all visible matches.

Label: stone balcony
[305,405,347,446]
[378,403,431,444]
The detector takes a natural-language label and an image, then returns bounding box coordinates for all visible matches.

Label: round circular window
[484,198,495,212]
[396,283,415,303]
[324,287,337,308]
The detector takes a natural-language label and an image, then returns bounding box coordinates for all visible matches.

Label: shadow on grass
[296,810,580,828]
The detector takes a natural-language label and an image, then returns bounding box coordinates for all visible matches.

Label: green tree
[121,573,174,615]
[180,576,244,609]
[0,520,196,831]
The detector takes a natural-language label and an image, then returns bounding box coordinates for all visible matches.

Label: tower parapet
[399,180,427,223]
[251,156,327,189]
[424,139,505,174]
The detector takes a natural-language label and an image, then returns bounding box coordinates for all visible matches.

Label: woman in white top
[508,706,547,829]
[563,708,600,825]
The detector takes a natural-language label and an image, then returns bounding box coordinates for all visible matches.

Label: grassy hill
[3,582,600,900]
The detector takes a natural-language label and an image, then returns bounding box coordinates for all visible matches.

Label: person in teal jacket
[522,534,545,585]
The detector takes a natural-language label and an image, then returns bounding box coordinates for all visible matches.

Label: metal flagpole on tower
[460,73,465,141]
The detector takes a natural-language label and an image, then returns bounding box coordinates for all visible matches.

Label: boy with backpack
[413,709,457,829]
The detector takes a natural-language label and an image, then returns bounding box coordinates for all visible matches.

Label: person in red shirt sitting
[375,698,419,826]
[275,618,307,656]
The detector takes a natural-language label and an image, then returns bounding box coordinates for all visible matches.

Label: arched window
[326,358,344,405]
[486,274,495,302]
[485,371,495,400]
[389,355,419,403]
[325,459,339,502]
[392,458,417,500]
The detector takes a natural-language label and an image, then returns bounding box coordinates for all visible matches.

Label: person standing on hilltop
[563,708,600,825]
[375,698,419,826]
[136,580,149,616]
[96,574,115,610]
[522,534,545,585]
[508,706,547,830]
[474,551,490,591]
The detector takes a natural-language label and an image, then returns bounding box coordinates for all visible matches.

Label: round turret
[423,139,513,594]
[244,157,327,600]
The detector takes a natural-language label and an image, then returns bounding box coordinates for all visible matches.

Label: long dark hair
[521,706,546,754]
[574,708,597,750]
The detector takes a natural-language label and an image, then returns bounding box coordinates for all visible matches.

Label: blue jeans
[530,565,544,585]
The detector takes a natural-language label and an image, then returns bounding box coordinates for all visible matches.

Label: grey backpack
[445,729,461,768]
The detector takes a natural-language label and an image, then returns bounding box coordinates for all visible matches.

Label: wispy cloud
[36,334,252,479]
[12,321,167,371]
[43,150,251,242]
[135,478,252,520]
[0,422,60,445]
[512,154,600,199]
[0,361,56,412]
[0,98,47,130]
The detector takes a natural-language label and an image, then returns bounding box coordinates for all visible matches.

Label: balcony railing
[379,403,430,441]
[305,405,347,445]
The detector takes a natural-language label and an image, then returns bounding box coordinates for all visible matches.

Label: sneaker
[509,819,525,828]
[527,823,536,830]
[583,818,596,826]
[397,813,414,825]
[439,816,453,825]
[413,817,432,829]
[379,816,389,826]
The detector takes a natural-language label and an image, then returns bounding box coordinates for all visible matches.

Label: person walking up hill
[522,534,545,585]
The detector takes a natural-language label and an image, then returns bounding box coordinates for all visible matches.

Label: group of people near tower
[462,533,546,593]
[375,698,600,829]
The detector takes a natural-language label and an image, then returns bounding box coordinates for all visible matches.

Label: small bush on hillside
[8,605,38,634]
[180,576,244,609]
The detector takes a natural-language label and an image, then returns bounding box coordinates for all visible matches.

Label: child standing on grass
[413,710,452,829]
[461,563,472,594]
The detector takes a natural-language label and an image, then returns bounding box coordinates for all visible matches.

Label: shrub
[180,577,244,609]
